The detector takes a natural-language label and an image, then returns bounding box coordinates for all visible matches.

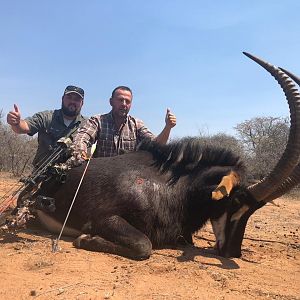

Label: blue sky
[1,1,299,138]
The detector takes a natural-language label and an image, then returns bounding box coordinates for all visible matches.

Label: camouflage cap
[64,85,84,99]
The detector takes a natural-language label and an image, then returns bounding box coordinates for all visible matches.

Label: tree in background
[234,116,289,180]
[197,132,245,158]
[0,109,36,176]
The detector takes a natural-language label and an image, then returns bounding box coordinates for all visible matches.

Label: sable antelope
[34,52,300,259]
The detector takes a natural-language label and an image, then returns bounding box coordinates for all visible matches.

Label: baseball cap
[64,85,84,99]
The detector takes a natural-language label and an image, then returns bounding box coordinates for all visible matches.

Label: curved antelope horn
[264,163,300,202]
[243,52,300,201]
[262,69,300,202]
[279,67,300,86]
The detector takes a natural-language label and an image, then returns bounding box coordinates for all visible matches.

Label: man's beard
[115,108,129,119]
[61,102,80,117]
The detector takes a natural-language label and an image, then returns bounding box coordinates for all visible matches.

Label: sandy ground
[0,172,299,300]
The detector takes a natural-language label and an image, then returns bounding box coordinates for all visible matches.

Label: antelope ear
[212,171,240,201]
[212,186,228,201]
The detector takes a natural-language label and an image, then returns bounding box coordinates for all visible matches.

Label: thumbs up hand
[7,104,21,126]
[165,108,177,129]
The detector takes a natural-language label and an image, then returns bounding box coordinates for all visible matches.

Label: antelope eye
[231,197,241,208]
[234,198,240,205]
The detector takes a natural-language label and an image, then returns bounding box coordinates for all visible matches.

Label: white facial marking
[231,205,249,222]
[211,212,228,249]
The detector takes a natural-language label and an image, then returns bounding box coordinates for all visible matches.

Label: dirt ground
[0,172,299,300]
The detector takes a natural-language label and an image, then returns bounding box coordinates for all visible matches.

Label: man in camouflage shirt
[72,86,176,162]
[6,85,85,167]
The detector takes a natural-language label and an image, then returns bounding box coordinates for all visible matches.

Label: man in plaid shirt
[72,86,176,163]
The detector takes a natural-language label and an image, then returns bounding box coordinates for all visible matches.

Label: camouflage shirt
[25,109,85,166]
[73,111,155,157]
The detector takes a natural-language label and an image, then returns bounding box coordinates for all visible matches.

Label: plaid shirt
[74,111,155,157]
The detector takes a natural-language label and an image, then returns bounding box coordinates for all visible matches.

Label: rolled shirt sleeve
[73,115,100,154]
[135,118,155,143]
[25,110,51,136]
